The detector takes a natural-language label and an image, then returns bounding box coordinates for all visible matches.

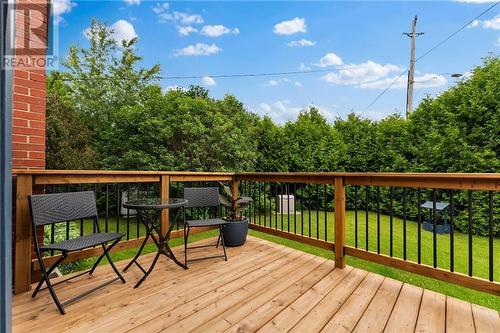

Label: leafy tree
[46,72,97,169]
[283,107,346,172]
[97,86,259,171]
[334,114,377,171]
[63,19,160,127]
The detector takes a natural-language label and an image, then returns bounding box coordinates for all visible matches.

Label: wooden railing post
[14,174,33,294]
[160,175,170,234]
[334,176,346,268]
[231,178,239,211]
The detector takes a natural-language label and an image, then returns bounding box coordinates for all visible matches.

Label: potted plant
[219,183,253,246]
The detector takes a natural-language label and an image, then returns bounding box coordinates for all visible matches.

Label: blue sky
[52,0,499,123]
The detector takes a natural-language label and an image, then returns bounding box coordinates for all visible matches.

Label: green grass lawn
[55,210,499,311]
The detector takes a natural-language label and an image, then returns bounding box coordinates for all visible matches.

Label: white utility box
[276,194,295,214]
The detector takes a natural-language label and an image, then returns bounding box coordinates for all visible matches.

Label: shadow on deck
[12,236,500,333]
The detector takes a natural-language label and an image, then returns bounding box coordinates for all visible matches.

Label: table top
[123,198,188,210]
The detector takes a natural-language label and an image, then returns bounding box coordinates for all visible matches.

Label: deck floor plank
[352,277,403,333]
[130,247,319,332]
[446,297,475,333]
[471,303,500,333]
[289,268,368,333]
[382,281,423,333]
[414,290,446,333]
[320,273,385,333]
[12,236,498,333]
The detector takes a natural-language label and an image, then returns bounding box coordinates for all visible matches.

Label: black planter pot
[222,219,249,247]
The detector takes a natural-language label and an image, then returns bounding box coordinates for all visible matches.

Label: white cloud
[317,53,344,67]
[262,78,302,87]
[359,73,447,89]
[273,17,307,35]
[165,85,184,92]
[468,15,500,30]
[173,43,221,56]
[299,62,312,71]
[153,2,169,14]
[153,2,203,25]
[256,101,334,124]
[201,76,216,86]
[84,20,138,45]
[177,26,197,36]
[321,60,402,85]
[124,0,141,5]
[200,25,239,37]
[286,39,316,47]
[110,20,138,44]
[52,0,75,24]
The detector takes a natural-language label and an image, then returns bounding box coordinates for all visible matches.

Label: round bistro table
[122,198,188,288]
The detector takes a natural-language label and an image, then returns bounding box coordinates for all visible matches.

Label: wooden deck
[12,236,500,333]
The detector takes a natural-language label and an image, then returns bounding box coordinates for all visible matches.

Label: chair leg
[219,226,228,261]
[216,233,221,248]
[89,239,126,283]
[33,252,67,315]
[184,225,190,266]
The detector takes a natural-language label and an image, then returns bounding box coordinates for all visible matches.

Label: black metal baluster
[417,188,422,264]
[274,182,277,228]
[105,184,109,233]
[468,190,473,276]
[355,186,358,248]
[66,184,70,240]
[253,181,256,224]
[324,184,327,241]
[50,186,56,255]
[377,186,381,254]
[93,184,97,234]
[126,185,130,240]
[280,183,284,231]
[403,187,407,260]
[287,184,290,232]
[365,186,369,251]
[316,184,319,239]
[432,189,437,268]
[450,190,454,272]
[116,184,120,233]
[389,187,393,257]
[488,191,493,282]
[270,183,274,228]
[79,184,84,237]
[308,185,311,237]
[258,182,261,226]
[136,184,141,238]
[301,186,304,236]
[294,183,297,234]
[263,183,267,227]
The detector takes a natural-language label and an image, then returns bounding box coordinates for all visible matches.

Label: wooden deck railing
[12,170,500,296]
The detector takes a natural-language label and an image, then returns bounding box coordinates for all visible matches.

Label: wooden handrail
[11,170,500,296]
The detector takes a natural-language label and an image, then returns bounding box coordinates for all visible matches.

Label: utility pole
[404,15,424,119]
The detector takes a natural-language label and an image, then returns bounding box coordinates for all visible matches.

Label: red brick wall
[12,0,47,170]
[11,0,48,284]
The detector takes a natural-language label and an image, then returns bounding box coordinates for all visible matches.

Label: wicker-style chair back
[29,191,97,226]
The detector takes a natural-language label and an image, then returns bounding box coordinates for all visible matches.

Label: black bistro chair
[183,187,228,266]
[29,191,126,314]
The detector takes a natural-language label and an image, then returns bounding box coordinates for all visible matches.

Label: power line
[364,69,407,111]
[364,1,499,112]
[415,1,499,63]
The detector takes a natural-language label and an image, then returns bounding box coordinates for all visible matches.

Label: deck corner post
[231,177,240,211]
[14,174,33,294]
[160,175,170,234]
[334,176,346,268]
